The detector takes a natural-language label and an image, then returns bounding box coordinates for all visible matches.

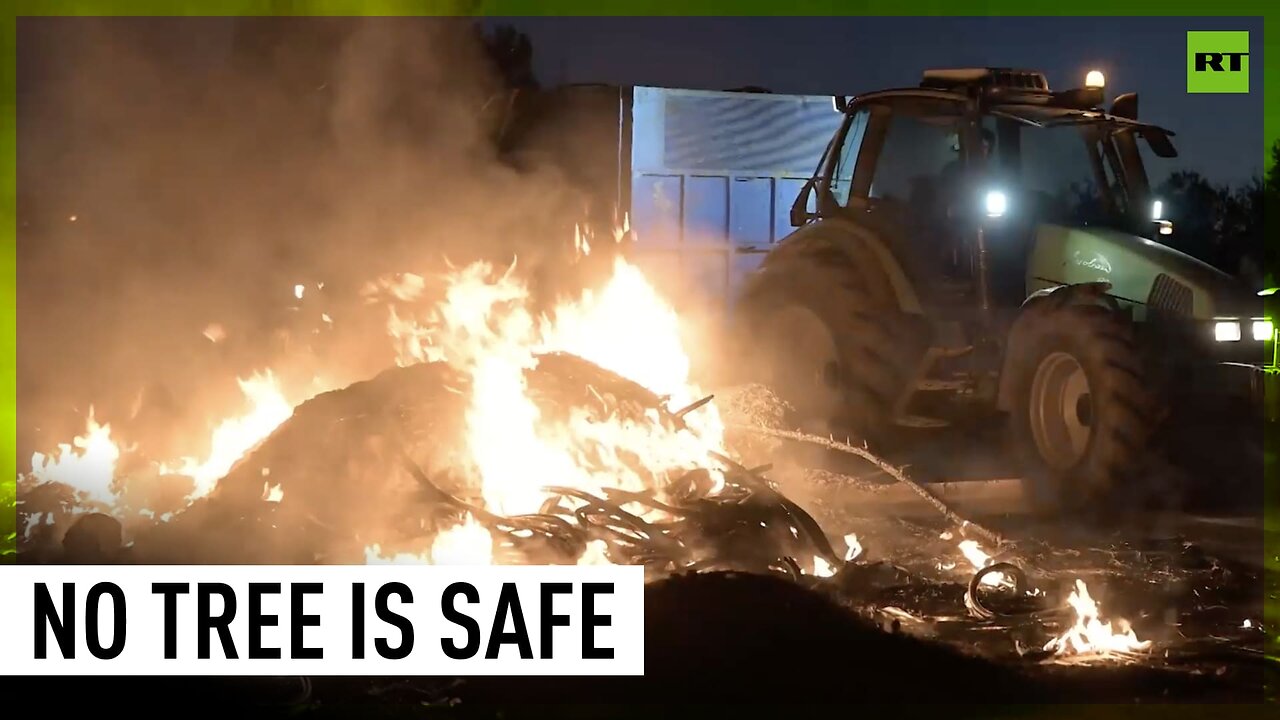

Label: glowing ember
[813,555,837,577]
[262,482,283,503]
[29,409,122,506]
[160,371,294,499]
[958,539,1009,587]
[1043,579,1152,657]
[294,284,305,300]
[843,532,863,561]
[202,323,226,343]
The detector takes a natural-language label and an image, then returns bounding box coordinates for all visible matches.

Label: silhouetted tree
[481,23,538,91]
[1152,167,1263,287]
[1261,139,1280,288]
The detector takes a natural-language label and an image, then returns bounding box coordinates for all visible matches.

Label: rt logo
[1187,31,1250,93]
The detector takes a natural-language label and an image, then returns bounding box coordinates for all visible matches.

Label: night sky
[495,16,1265,187]
[19,16,1262,187]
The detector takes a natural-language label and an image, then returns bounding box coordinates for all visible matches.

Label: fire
[843,533,863,561]
[27,370,300,521]
[29,409,122,506]
[363,515,494,566]
[577,539,611,566]
[958,540,1009,587]
[812,555,837,577]
[158,371,294,499]
[376,244,725,561]
[31,219,721,570]
[262,482,284,503]
[429,515,494,565]
[1043,579,1152,657]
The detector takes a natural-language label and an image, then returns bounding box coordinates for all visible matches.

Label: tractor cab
[741,67,1271,515]
[798,67,1179,314]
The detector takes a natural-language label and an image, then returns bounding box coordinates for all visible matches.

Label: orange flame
[159,371,294,499]
[30,408,122,506]
[1043,579,1152,657]
[374,238,724,562]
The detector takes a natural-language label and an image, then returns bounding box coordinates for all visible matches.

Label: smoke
[17,17,604,465]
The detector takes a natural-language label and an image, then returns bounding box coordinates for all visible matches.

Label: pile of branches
[25,353,846,577]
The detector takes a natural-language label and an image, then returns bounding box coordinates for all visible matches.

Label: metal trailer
[528,83,843,317]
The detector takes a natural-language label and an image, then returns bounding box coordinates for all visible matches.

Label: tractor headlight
[1152,200,1163,220]
[1214,321,1242,342]
[1252,320,1274,341]
[984,190,1007,218]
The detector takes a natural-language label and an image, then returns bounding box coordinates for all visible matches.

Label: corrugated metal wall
[627,86,842,317]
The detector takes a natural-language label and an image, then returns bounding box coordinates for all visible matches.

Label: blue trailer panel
[624,86,841,315]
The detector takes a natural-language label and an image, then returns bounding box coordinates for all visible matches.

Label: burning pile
[17,229,839,576]
[14,226,1154,663]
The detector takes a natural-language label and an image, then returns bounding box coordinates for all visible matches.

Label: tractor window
[830,109,869,206]
[1016,125,1115,227]
[866,102,964,219]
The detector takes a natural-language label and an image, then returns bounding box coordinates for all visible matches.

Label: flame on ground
[843,533,863,562]
[812,555,837,578]
[30,371,298,516]
[29,409,121,507]
[1043,579,1152,658]
[159,371,295,499]
[958,539,1010,588]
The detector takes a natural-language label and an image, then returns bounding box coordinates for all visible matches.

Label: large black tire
[1005,302,1156,517]
[735,242,927,446]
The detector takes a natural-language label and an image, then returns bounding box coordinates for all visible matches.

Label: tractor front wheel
[1006,303,1154,517]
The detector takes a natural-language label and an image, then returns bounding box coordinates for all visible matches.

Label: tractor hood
[1027,224,1259,320]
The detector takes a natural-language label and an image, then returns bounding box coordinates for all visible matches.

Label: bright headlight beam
[985,190,1007,218]
[1215,321,1242,342]
[1152,200,1163,219]
[1252,320,1273,341]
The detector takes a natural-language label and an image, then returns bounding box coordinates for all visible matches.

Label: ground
[762,426,1277,704]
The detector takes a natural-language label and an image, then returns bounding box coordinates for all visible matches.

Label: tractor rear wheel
[1005,303,1154,516]
[736,250,925,445]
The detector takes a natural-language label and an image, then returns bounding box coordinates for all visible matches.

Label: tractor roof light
[1252,319,1274,342]
[1152,200,1163,220]
[1085,70,1106,88]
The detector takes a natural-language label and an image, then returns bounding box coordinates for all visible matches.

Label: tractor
[736,67,1275,515]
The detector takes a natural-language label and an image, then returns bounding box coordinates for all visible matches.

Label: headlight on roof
[1252,319,1273,341]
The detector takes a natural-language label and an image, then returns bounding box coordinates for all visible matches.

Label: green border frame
[0,1,1275,707]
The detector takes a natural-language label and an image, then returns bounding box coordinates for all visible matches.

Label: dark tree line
[1151,140,1275,290]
